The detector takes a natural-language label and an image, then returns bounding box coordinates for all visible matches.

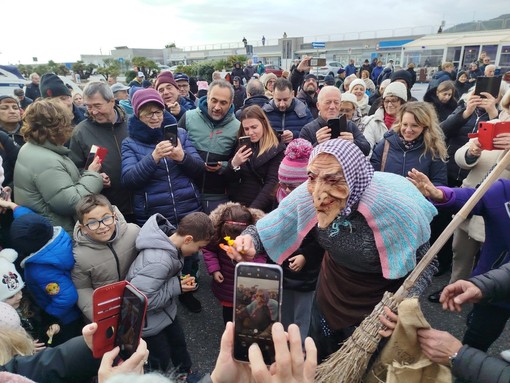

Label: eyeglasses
[85,215,115,230]
[383,98,400,105]
[142,110,164,118]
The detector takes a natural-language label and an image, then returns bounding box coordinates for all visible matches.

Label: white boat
[0,65,28,96]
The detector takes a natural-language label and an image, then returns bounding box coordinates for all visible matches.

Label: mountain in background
[445,14,510,33]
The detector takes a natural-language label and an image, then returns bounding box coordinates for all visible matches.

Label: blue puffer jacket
[15,206,80,324]
[370,130,447,186]
[121,111,204,226]
[263,98,314,138]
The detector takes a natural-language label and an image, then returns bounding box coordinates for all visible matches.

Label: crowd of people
[0,50,510,383]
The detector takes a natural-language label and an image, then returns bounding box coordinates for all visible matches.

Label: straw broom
[315,149,510,383]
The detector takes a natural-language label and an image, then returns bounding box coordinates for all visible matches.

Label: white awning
[403,29,510,50]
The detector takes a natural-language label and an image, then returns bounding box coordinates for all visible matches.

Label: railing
[179,26,437,51]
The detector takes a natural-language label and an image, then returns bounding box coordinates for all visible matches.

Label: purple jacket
[203,245,267,304]
[437,180,510,305]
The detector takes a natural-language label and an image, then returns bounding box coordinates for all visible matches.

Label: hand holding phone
[327,114,348,139]
[238,135,252,150]
[162,124,178,146]
[233,263,283,365]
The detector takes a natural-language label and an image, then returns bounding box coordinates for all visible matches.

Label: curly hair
[392,101,448,161]
[21,99,73,145]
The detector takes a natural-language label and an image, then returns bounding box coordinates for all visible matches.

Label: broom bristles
[315,292,399,383]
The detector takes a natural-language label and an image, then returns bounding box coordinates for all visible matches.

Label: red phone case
[91,280,147,359]
[468,121,510,151]
[95,146,108,163]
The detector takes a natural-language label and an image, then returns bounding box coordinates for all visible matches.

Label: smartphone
[95,146,108,163]
[206,161,219,166]
[114,284,148,361]
[275,130,283,141]
[92,281,147,359]
[233,263,283,365]
[309,57,326,67]
[327,114,348,139]
[238,135,252,150]
[162,124,178,146]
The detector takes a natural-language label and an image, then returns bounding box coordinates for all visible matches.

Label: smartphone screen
[233,263,283,365]
[162,124,178,146]
[114,284,147,361]
[238,135,251,150]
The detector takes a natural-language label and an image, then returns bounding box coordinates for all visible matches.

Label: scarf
[127,111,177,144]
[384,113,396,129]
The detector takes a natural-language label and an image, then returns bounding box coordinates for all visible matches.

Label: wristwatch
[448,352,458,368]
[232,163,241,172]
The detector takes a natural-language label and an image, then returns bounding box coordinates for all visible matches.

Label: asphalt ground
[178,83,510,377]
[179,257,510,377]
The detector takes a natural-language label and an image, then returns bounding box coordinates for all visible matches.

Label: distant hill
[445,14,510,33]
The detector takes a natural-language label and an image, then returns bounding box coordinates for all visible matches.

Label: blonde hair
[0,327,34,364]
[238,105,279,157]
[393,101,448,161]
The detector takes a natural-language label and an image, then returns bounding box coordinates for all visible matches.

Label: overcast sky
[1,0,507,65]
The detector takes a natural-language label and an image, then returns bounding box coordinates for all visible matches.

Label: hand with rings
[468,138,482,157]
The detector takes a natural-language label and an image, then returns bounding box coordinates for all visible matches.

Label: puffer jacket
[263,98,314,138]
[14,141,103,234]
[15,206,80,324]
[121,112,203,226]
[423,87,457,122]
[72,206,140,321]
[360,107,389,154]
[126,214,183,337]
[203,202,267,304]
[371,130,447,186]
[224,141,286,212]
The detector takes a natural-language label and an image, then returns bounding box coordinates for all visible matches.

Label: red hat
[154,71,179,91]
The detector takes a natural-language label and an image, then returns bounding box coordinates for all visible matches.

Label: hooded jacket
[423,87,457,122]
[126,214,183,337]
[72,206,140,321]
[121,111,203,226]
[14,206,80,324]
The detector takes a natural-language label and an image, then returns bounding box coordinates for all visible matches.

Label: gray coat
[126,213,183,337]
[450,263,510,382]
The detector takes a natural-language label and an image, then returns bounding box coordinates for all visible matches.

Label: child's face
[181,238,209,257]
[80,205,117,242]
[4,290,22,309]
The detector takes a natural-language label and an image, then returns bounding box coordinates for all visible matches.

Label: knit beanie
[0,249,24,301]
[0,301,21,328]
[131,88,165,117]
[324,75,335,86]
[39,73,71,98]
[154,71,179,91]
[279,138,313,183]
[10,213,53,257]
[383,82,408,102]
[349,79,366,92]
[277,139,313,202]
[390,70,412,89]
[0,372,36,383]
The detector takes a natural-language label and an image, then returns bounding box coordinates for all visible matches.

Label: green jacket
[13,141,103,234]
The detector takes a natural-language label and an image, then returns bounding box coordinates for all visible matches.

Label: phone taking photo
[238,135,252,150]
[327,114,348,139]
[114,284,147,361]
[162,124,178,146]
[233,263,283,365]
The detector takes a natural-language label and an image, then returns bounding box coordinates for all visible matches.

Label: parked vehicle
[264,64,283,77]
[313,61,344,79]
[0,65,27,96]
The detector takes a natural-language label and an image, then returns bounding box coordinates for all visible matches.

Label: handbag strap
[380,139,390,172]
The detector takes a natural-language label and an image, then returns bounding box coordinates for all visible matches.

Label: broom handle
[394,149,510,300]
